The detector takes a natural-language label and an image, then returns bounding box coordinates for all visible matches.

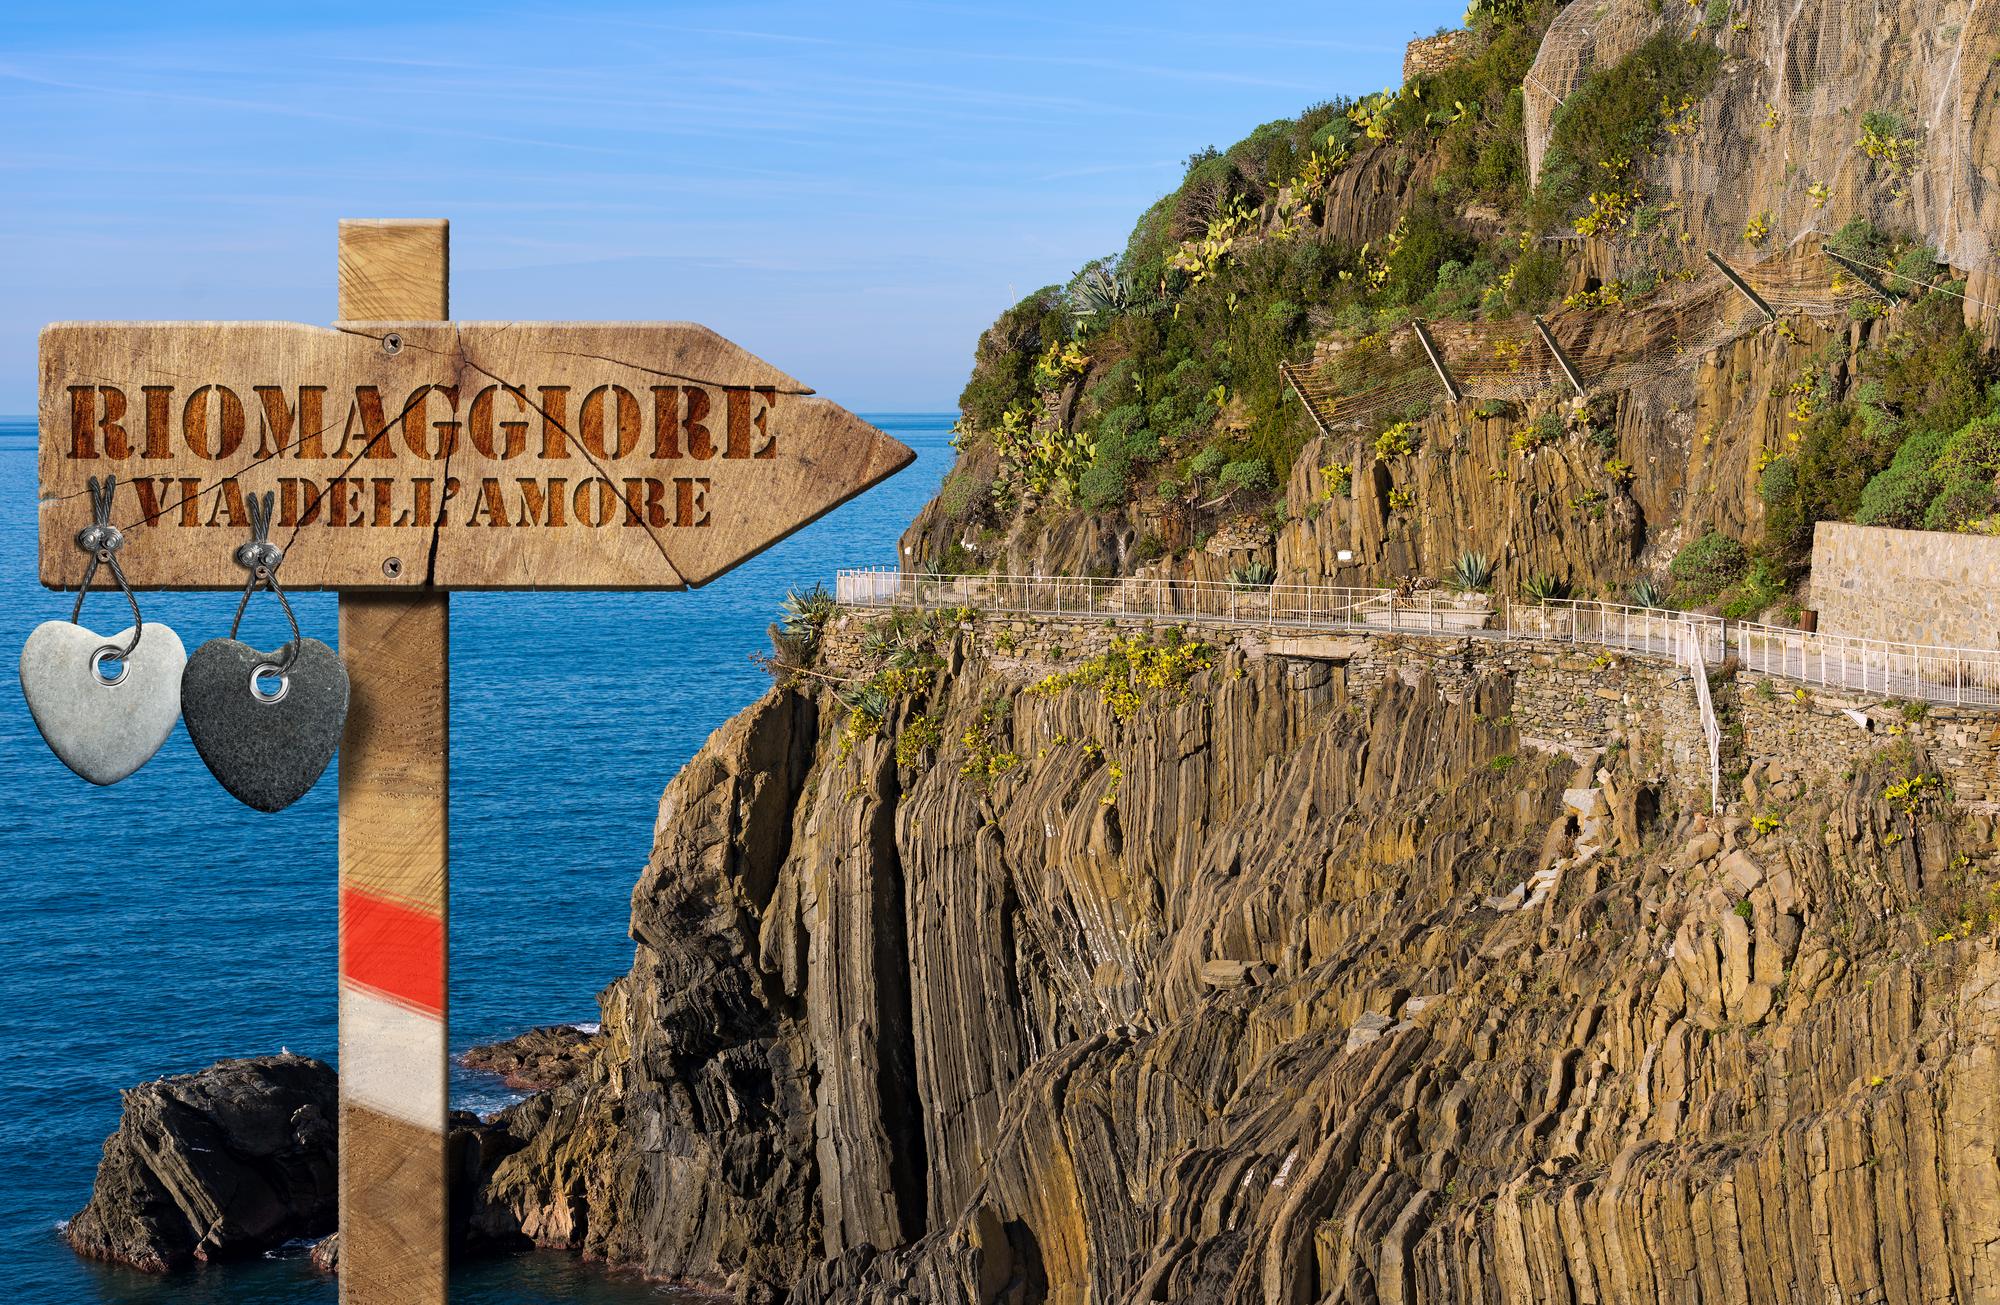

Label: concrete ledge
[1267,636,1371,662]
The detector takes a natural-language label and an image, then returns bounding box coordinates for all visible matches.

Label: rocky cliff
[478,607,2000,1302]
[467,3,2000,1297]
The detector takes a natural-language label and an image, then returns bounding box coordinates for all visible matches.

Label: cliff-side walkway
[835,568,2000,711]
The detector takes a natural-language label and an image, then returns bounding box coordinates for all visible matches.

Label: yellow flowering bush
[1883,772,1942,817]
[1374,422,1418,459]
[1026,632,1215,720]
[1857,111,1921,175]
[896,713,944,767]
[957,698,1020,784]
[1574,184,1641,238]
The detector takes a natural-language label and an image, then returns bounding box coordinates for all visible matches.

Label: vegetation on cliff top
[1757,267,2000,574]
[940,0,1995,615]
[946,1,1574,535]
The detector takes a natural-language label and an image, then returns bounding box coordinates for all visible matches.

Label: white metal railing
[1682,622,1723,809]
[832,568,2000,711]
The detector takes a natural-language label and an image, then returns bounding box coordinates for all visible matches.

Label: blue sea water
[0,413,951,1302]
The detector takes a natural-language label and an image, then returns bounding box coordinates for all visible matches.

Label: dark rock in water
[462,1024,601,1091]
[64,1053,337,1272]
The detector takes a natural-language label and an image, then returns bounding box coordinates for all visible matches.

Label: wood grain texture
[336,221,448,1305]
[339,1104,447,1302]
[37,319,913,590]
[337,593,448,913]
[339,219,449,320]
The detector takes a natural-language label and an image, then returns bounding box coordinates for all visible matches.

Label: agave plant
[1072,263,1149,322]
[837,684,891,722]
[1448,551,1493,593]
[1521,571,1570,602]
[1630,577,1663,608]
[1230,560,1277,589]
[860,622,898,660]
[781,583,837,637]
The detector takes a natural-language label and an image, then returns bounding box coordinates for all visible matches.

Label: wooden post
[335,219,450,1305]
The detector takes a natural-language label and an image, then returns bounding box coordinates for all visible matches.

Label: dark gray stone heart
[181,638,349,813]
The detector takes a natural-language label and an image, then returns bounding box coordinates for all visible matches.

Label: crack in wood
[452,350,684,585]
[547,347,815,396]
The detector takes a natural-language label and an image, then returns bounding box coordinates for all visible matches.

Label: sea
[0,413,953,1303]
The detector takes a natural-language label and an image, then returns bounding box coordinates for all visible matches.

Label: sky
[0,1,1465,414]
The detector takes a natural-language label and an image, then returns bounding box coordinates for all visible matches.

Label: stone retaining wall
[823,610,2000,811]
[1730,676,2000,806]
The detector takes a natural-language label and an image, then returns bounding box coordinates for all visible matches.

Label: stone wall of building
[1811,521,2000,649]
[1403,29,1474,82]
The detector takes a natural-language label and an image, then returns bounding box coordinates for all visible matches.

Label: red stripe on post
[340,886,445,1017]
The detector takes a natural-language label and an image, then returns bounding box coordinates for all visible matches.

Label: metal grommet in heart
[18,476,186,786]
[251,664,290,703]
[179,491,350,813]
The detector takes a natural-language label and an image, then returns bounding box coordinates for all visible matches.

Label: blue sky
[0,1,1463,414]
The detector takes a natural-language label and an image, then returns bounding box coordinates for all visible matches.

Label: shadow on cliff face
[466,617,2000,1304]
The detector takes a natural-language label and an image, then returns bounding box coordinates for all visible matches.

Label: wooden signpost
[36,219,914,1302]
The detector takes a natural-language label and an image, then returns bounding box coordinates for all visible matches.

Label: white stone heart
[19,620,187,785]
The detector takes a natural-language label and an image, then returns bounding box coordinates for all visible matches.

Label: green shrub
[957,286,1069,432]
[1078,461,1132,509]
[1668,530,1749,605]
[1720,557,1787,619]
[1856,427,1950,527]
[1825,215,1894,267]
[1430,258,1498,316]
[1218,459,1274,495]
[1891,243,1942,293]
[1860,108,1910,140]
[1535,32,1723,230]
[1386,201,1477,303]
[1188,446,1227,480]
[1507,243,1565,312]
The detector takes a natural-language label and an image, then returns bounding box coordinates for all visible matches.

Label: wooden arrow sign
[39,319,913,590]
[31,219,914,1305]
